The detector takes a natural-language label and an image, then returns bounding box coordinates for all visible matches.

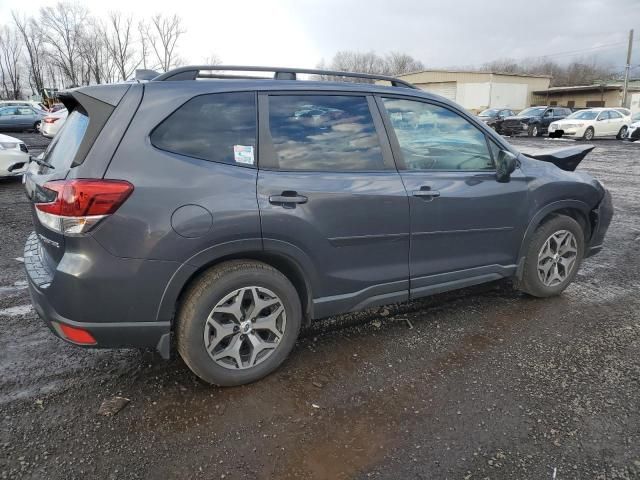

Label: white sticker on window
[234,145,254,165]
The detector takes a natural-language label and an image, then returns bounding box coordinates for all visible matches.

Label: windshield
[478,108,500,117]
[517,107,546,117]
[566,110,599,120]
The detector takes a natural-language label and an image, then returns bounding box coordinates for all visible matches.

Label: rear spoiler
[520,144,595,172]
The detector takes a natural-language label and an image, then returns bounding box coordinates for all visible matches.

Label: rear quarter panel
[96,82,262,263]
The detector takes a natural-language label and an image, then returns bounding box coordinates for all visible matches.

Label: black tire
[582,127,594,141]
[616,126,628,140]
[518,215,585,298]
[176,260,302,386]
[33,121,41,132]
[527,125,537,137]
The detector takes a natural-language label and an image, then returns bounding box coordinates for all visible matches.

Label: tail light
[43,117,60,124]
[35,179,133,235]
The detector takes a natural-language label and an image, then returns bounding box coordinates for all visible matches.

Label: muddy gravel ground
[1,133,639,480]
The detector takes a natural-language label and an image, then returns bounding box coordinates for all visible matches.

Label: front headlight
[0,142,18,150]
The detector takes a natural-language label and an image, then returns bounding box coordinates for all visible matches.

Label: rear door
[377,96,529,298]
[257,92,410,318]
[608,110,625,135]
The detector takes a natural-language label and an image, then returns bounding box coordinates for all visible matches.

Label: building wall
[396,71,551,112]
[531,89,622,108]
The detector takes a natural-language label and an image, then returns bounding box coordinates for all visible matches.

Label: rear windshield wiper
[30,155,55,170]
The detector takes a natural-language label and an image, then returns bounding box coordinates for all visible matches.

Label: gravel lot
[0,133,639,479]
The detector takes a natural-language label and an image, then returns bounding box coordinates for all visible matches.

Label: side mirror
[496,150,517,183]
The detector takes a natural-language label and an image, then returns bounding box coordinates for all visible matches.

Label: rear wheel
[616,126,628,140]
[177,260,302,386]
[582,127,594,141]
[518,215,584,297]
[32,121,41,132]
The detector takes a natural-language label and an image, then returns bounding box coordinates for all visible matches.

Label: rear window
[151,92,257,166]
[42,109,89,170]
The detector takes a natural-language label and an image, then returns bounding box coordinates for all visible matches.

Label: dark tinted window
[382,98,493,171]
[42,109,90,170]
[266,95,385,171]
[151,92,256,166]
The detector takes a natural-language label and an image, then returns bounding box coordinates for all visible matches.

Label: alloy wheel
[204,286,286,370]
[537,230,578,287]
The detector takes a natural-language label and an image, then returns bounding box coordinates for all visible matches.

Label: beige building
[392,70,551,113]
[531,83,640,109]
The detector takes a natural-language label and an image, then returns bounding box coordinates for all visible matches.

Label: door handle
[412,189,440,199]
[269,192,308,206]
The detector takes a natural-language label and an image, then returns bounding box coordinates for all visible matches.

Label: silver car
[0,106,45,132]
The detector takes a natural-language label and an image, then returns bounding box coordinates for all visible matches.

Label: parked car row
[479,105,636,141]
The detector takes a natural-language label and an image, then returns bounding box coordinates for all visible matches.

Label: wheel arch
[516,200,592,279]
[156,242,316,329]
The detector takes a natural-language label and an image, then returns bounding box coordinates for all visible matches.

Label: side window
[0,108,15,116]
[266,95,385,171]
[381,98,494,171]
[17,108,32,116]
[151,92,256,166]
[544,109,553,118]
[609,110,623,119]
[597,111,610,121]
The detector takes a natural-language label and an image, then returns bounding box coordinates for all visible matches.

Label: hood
[505,115,537,123]
[520,144,595,172]
[0,133,22,143]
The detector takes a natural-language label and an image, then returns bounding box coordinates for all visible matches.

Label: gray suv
[24,66,613,386]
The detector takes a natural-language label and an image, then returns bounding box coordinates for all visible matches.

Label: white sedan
[41,108,68,138]
[548,108,629,140]
[0,133,29,178]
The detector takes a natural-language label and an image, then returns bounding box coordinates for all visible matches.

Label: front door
[594,111,610,136]
[257,93,410,318]
[377,96,529,298]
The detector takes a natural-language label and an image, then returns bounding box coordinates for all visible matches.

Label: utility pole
[622,29,634,107]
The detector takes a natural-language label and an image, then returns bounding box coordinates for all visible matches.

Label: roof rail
[151,65,418,89]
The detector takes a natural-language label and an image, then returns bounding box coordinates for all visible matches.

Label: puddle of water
[0,304,33,316]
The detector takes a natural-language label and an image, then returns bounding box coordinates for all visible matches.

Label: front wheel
[528,124,539,137]
[518,215,585,298]
[177,260,302,386]
[583,127,595,141]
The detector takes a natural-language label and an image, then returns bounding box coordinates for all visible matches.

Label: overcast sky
[1,0,639,74]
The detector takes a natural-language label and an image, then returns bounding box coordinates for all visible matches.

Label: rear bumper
[24,231,175,358]
[585,189,613,258]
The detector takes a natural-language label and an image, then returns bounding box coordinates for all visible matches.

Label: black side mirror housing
[496,150,518,183]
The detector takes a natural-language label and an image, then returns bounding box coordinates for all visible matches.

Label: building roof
[397,69,552,79]
[533,83,640,95]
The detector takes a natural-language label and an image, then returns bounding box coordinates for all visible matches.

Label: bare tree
[12,12,46,96]
[203,53,222,65]
[141,14,185,72]
[106,12,140,81]
[383,51,424,76]
[79,19,117,85]
[39,2,89,86]
[479,56,617,87]
[0,26,23,99]
[316,50,424,82]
